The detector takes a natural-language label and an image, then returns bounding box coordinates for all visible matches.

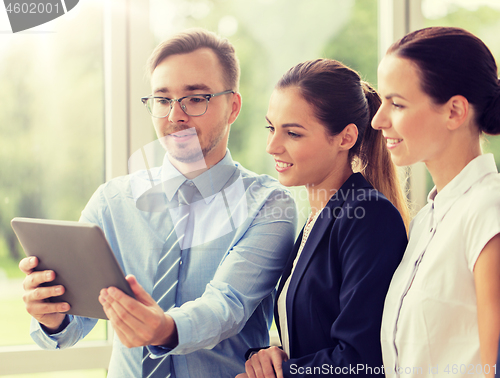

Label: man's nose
[168,100,188,123]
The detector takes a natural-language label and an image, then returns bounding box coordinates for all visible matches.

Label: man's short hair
[147,28,240,91]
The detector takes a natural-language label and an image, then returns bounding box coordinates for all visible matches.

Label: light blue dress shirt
[30,150,297,378]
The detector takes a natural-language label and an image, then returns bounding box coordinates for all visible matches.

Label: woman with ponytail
[237,59,408,378]
[372,27,500,377]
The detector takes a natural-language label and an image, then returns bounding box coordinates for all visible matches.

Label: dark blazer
[277,173,407,377]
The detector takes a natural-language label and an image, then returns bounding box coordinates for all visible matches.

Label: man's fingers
[107,314,135,348]
[23,270,57,291]
[28,300,70,317]
[106,282,157,324]
[20,257,66,304]
[31,285,64,301]
[19,256,37,274]
[106,286,143,315]
[101,291,152,348]
[102,293,137,332]
[101,288,144,331]
[100,279,174,349]
[18,256,70,331]
[126,275,156,306]
[24,284,70,316]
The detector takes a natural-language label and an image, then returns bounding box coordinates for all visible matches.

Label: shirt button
[179,260,183,265]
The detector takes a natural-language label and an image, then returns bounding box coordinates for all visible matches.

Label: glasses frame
[141,90,235,118]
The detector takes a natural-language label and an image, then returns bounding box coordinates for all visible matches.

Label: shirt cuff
[30,315,75,349]
[40,314,71,335]
[168,307,192,350]
[147,308,192,357]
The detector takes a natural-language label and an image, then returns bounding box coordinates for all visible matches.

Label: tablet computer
[11,217,135,320]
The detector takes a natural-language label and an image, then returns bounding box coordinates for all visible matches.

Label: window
[0,0,107,376]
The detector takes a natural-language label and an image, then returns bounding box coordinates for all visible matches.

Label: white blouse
[381,154,500,378]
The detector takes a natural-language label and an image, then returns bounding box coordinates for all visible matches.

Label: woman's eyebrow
[265,116,306,129]
[385,93,408,101]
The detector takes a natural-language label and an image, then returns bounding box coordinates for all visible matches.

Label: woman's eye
[392,102,404,109]
[265,125,300,138]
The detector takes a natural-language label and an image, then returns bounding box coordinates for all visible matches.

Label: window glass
[422,0,500,193]
[148,0,379,223]
[0,0,106,349]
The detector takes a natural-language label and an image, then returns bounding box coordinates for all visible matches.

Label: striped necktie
[142,181,197,378]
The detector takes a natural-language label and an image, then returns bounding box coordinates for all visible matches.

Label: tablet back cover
[11,217,135,319]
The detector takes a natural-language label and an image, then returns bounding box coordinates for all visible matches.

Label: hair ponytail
[357,82,410,229]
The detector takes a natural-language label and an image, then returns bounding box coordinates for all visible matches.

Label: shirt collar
[427,154,498,220]
[160,149,238,204]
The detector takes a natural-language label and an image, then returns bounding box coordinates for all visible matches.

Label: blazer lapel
[285,200,340,312]
[277,228,303,296]
[282,199,340,354]
[283,173,371,355]
[275,227,303,341]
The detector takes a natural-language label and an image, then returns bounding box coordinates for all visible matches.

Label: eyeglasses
[141,90,235,118]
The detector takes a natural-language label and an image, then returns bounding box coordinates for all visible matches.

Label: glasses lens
[146,98,170,118]
[180,95,208,116]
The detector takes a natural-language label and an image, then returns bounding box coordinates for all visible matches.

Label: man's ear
[228,92,242,125]
[446,95,469,131]
[337,123,359,151]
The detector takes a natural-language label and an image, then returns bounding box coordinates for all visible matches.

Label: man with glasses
[20,28,297,377]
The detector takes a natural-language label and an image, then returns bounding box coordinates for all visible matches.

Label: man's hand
[245,346,288,378]
[99,275,178,349]
[19,256,70,332]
